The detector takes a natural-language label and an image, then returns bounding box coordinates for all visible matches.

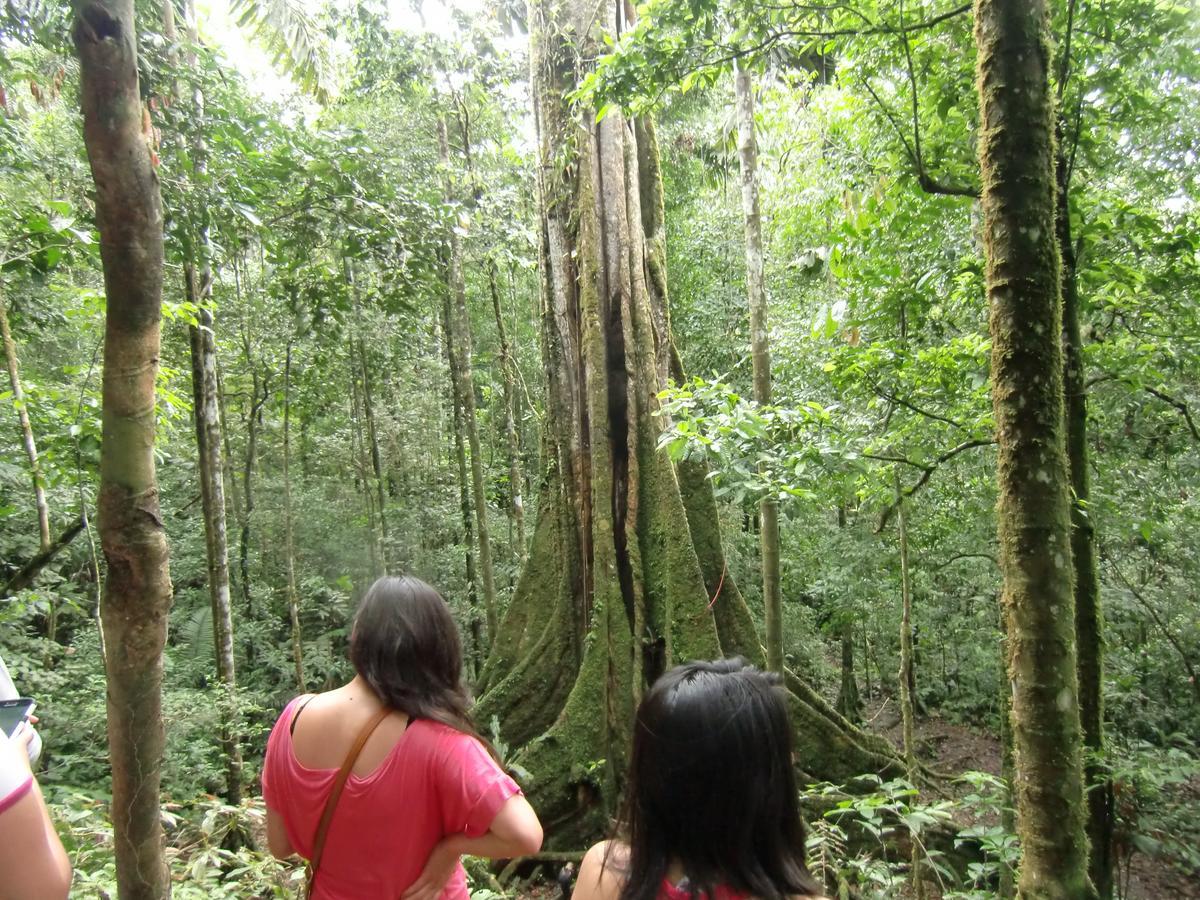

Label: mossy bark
[479,0,905,847]
[973,0,1096,893]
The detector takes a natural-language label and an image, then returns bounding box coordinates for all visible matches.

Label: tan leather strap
[308,706,392,889]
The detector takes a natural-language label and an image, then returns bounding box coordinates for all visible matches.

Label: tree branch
[3,515,86,596]
[874,438,995,532]
[871,383,966,429]
[1144,387,1200,443]
[932,551,998,570]
[1105,557,1200,704]
[860,77,979,199]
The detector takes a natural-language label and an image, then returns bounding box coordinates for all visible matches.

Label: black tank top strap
[289,693,317,736]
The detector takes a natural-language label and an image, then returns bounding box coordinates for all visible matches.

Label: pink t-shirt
[262,696,521,900]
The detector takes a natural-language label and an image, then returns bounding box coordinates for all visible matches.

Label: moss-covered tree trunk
[1056,134,1112,899]
[475,0,903,847]
[974,0,1095,893]
[74,1,173,895]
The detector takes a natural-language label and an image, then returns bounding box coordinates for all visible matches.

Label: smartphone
[0,698,35,739]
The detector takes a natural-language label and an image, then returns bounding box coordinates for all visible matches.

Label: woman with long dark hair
[573,659,825,900]
[262,576,542,899]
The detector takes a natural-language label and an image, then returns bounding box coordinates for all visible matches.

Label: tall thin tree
[733,63,783,673]
[178,0,243,806]
[74,1,173,895]
[973,0,1095,892]
[282,343,305,688]
[438,116,499,644]
[0,288,53,638]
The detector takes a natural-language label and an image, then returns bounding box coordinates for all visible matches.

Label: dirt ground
[866,698,1200,899]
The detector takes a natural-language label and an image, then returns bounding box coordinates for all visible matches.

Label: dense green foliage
[0,0,1197,895]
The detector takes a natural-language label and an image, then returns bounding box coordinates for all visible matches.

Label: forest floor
[867,697,1200,900]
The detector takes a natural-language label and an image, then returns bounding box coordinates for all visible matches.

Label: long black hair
[349,576,489,748]
[612,658,822,900]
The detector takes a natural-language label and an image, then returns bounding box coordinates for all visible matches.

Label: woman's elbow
[267,833,296,860]
[49,863,72,899]
[517,818,543,856]
[265,809,295,860]
[505,799,544,856]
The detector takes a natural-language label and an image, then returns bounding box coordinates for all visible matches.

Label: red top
[263,696,520,900]
[659,879,748,900]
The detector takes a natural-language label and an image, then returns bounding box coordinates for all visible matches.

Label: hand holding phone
[0,698,36,740]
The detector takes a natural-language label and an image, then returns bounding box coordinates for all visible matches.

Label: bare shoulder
[573,840,627,900]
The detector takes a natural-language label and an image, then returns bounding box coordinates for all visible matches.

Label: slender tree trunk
[348,343,384,579]
[835,504,860,722]
[489,263,527,564]
[974,0,1095,891]
[456,104,528,568]
[282,345,305,689]
[444,296,483,677]
[1057,133,1113,899]
[0,294,50,555]
[0,290,55,635]
[346,257,390,571]
[836,622,860,722]
[438,118,498,644]
[181,0,241,805]
[895,471,925,899]
[187,311,243,804]
[74,2,173,895]
[862,622,873,700]
[239,335,266,614]
[733,65,783,674]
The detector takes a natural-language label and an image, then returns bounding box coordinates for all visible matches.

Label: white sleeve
[0,656,16,700]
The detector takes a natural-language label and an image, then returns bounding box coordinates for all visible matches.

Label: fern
[228,0,335,103]
[177,602,216,666]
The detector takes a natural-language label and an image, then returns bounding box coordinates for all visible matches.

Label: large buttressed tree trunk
[476,0,901,846]
[974,0,1095,894]
[74,1,174,897]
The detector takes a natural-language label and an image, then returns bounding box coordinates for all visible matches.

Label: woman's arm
[265,805,296,860]
[0,731,71,900]
[402,794,542,900]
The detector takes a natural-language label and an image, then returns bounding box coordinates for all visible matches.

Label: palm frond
[228,0,335,103]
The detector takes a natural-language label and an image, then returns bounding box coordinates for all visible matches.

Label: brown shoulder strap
[309,706,392,883]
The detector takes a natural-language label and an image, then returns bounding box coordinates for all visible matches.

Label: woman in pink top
[573,659,827,900]
[262,576,542,899]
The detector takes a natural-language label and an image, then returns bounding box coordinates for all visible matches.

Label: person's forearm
[33,785,72,893]
[442,831,535,860]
